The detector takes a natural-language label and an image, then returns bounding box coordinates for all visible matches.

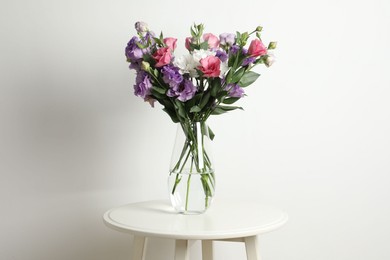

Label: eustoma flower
[164,37,177,51]
[219,33,236,46]
[125,36,144,61]
[203,33,220,49]
[198,56,221,78]
[134,71,152,99]
[226,83,245,98]
[173,53,199,77]
[167,79,197,102]
[185,37,192,50]
[135,21,148,33]
[161,65,183,87]
[248,39,267,57]
[152,47,172,67]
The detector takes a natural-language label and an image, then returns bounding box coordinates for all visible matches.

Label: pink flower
[203,33,220,49]
[152,47,172,67]
[185,37,192,50]
[164,37,177,51]
[198,56,221,78]
[248,39,267,57]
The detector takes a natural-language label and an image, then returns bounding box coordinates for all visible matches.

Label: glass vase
[168,121,215,214]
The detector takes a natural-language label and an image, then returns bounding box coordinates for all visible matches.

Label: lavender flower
[143,31,156,47]
[219,33,236,46]
[125,36,144,61]
[226,83,245,98]
[134,71,152,99]
[135,21,148,33]
[161,65,183,88]
[129,61,142,71]
[242,56,256,66]
[178,80,197,102]
[229,45,240,55]
[216,50,228,62]
[240,48,255,66]
[167,79,197,102]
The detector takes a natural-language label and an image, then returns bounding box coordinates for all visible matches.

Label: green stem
[185,174,192,211]
[171,142,191,195]
[171,121,215,212]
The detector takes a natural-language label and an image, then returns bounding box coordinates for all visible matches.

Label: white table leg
[131,235,146,260]
[202,240,214,260]
[244,236,261,260]
[175,239,189,260]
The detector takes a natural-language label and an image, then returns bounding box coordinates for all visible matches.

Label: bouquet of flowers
[125,21,276,213]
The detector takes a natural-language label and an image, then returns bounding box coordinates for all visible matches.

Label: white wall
[1,0,390,259]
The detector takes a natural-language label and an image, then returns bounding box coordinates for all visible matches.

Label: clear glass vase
[168,121,215,214]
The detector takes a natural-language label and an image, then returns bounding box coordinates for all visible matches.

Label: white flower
[173,53,199,77]
[265,53,276,67]
[174,49,217,77]
[192,49,216,63]
[219,61,229,78]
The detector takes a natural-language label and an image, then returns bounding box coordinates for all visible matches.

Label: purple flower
[219,33,236,46]
[129,60,142,71]
[226,83,244,98]
[135,21,148,33]
[167,79,197,102]
[242,56,256,66]
[229,45,240,55]
[178,80,197,101]
[216,50,228,62]
[161,65,183,88]
[134,71,152,99]
[125,36,144,61]
[142,31,156,47]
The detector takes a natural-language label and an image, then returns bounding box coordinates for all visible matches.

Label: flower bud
[265,54,276,67]
[141,61,150,71]
[135,21,148,33]
[268,41,277,50]
[256,26,263,32]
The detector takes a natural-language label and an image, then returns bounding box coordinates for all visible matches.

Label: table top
[103,200,288,240]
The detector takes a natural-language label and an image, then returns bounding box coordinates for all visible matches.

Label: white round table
[103,200,288,260]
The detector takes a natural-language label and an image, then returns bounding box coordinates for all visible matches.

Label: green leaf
[185,93,202,111]
[217,105,243,111]
[151,86,166,94]
[150,88,165,99]
[174,100,187,120]
[210,107,227,115]
[163,107,179,123]
[236,31,241,45]
[216,90,228,101]
[199,92,211,109]
[190,105,201,113]
[208,126,215,141]
[231,67,246,83]
[153,37,163,46]
[239,71,260,87]
[136,42,147,49]
[152,68,159,78]
[222,97,240,104]
[190,27,196,38]
[209,78,221,97]
[211,105,243,115]
[199,41,209,50]
[241,32,249,45]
